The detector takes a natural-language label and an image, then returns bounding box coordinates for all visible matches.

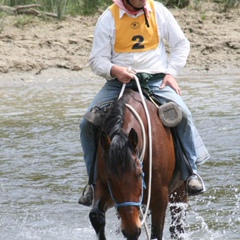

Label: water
[0,70,239,239]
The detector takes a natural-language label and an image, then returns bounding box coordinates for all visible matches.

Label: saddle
[84,89,182,128]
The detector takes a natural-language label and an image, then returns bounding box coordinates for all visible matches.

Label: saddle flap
[84,111,105,127]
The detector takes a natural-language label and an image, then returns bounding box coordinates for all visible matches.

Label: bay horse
[89,88,187,240]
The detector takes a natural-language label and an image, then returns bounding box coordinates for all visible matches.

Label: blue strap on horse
[107,171,146,210]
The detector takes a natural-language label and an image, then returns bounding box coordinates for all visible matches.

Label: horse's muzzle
[122,227,141,240]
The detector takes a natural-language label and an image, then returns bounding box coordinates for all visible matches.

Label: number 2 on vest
[132,35,144,49]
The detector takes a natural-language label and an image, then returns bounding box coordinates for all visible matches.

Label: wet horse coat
[89,89,186,240]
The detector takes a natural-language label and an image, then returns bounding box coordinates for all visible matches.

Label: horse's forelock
[107,133,135,177]
[103,96,135,177]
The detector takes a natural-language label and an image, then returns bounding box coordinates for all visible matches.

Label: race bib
[109,0,160,53]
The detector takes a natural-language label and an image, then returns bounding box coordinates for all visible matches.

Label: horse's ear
[100,130,111,152]
[128,128,138,150]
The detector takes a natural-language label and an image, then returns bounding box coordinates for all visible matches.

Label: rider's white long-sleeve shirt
[89,2,190,80]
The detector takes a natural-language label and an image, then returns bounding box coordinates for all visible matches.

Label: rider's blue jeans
[80,75,210,181]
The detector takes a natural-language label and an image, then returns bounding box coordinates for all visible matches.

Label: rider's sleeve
[156,3,190,77]
[89,10,114,80]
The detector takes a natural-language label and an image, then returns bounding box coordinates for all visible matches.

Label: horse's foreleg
[89,201,106,240]
[89,182,112,240]
[169,183,188,239]
[150,187,169,240]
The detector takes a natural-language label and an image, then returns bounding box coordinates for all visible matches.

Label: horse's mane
[102,94,135,177]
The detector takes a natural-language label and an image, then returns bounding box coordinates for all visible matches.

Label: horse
[88,88,187,240]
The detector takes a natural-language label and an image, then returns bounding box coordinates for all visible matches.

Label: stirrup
[78,185,94,207]
[195,173,206,192]
[186,173,206,196]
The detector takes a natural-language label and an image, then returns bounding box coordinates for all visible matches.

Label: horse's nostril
[137,227,141,236]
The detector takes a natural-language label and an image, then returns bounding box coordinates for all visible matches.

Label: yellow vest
[109,0,160,53]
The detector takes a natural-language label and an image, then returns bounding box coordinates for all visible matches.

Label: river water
[0,70,239,240]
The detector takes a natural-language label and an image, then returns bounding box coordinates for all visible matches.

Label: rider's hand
[160,74,181,95]
[110,65,136,83]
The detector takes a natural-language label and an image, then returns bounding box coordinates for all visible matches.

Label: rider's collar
[113,0,152,18]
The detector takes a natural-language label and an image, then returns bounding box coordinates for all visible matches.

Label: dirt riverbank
[0,2,239,82]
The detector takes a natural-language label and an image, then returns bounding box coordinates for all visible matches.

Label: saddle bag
[158,102,182,127]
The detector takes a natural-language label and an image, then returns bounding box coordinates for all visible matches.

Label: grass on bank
[0,0,239,18]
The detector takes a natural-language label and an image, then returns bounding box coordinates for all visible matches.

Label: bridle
[107,171,146,210]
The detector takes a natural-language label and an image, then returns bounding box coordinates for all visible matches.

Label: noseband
[107,172,146,210]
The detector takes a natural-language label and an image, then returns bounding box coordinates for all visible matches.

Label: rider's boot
[186,174,205,196]
[78,185,93,206]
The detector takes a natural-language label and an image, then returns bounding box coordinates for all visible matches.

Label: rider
[79,0,210,206]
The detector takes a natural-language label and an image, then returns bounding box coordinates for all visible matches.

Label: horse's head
[100,127,143,239]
